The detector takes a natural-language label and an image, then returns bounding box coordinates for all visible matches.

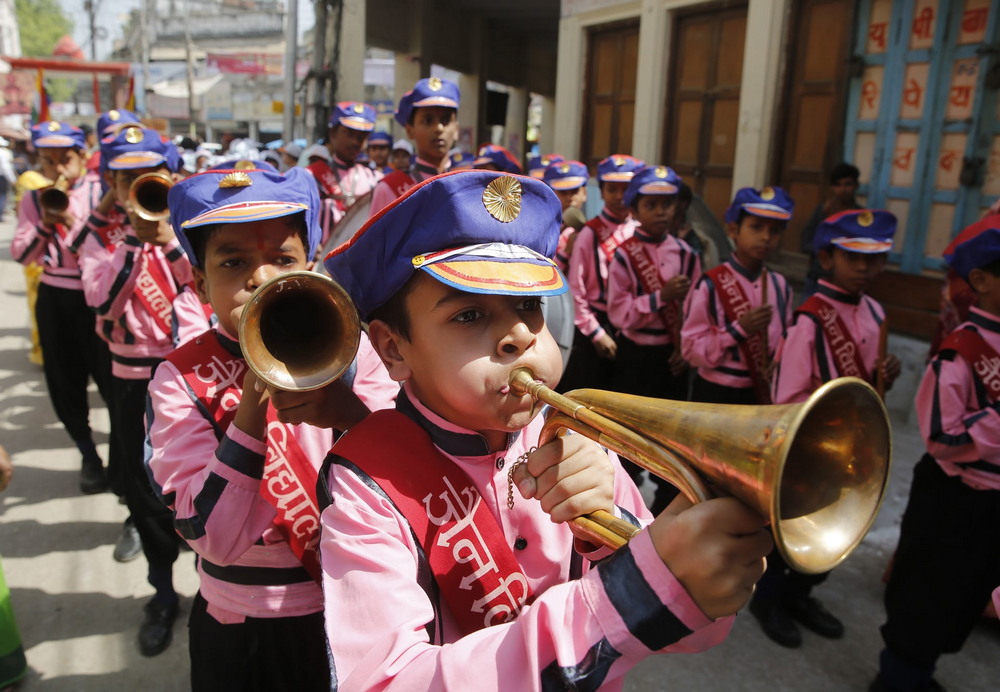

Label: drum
[317,191,372,269]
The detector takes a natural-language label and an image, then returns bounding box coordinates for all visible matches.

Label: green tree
[15,0,73,57]
[15,0,77,102]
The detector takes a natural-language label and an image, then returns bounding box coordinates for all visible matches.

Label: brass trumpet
[238,270,361,391]
[128,172,174,222]
[509,369,891,574]
[39,175,70,215]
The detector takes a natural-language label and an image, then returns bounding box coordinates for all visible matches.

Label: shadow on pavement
[0,519,123,557]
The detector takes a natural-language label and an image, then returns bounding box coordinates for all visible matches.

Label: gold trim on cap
[219,172,253,188]
[858,211,874,227]
[124,127,143,144]
[483,175,522,224]
[412,254,426,267]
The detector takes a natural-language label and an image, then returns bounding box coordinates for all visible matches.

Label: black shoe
[869,674,947,692]
[749,596,802,648]
[784,596,844,639]
[113,519,142,563]
[79,460,107,495]
[138,598,179,657]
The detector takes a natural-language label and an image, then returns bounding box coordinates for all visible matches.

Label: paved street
[0,214,997,690]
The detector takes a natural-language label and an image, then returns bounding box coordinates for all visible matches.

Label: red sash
[941,328,1000,403]
[306,160,345,207]
[134,246,179,334]
[166,331,323,582]
[619,236,680,341]
[380,170,418,201]
[707,264,772,403]
[94,210,128,251]
[587,217,622,261]
[333,410,534,636]
[797,296,870,381]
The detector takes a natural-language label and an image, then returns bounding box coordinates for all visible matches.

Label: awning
[147,73,224,99]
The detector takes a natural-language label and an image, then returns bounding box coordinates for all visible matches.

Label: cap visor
[415,243,566,296]
[338,116,375,131]
[181,201,309,228]
[529,169,546,179]
[638,181,679,195]
[599,172,636,183]
[411,96,459,109]
[34,135,77,148]
[108,151,168,170]
[549,177,588,190]
[743,203,792,221]
[831,237,893,254]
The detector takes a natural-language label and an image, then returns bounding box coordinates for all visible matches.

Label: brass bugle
[39,175,70,215]
[238,271,361,391]
[509,369,892,574]
[129,172,174,222]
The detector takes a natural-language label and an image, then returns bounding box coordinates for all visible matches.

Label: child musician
[757,209,902,649]
[77,126,190,656]
[320,170,771,691]
[873,224,1000,692]
[543,160,590,274]
[147,161,396,690]
[682,187,795,405]
[561,154,644,392]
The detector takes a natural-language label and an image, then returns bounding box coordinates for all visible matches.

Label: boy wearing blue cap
[146,161,397,689]
[681,186,795,405]
[10,121,112,495]
[872,223,1000,692]
[320,169,771,691]
[307,101,382,233]
[527,153,564,179]
[369,77,461,213]
[473,144,523,174]
[560,154,644,392]
[366,131,393,174]
[543,160,590,273]
[76,125,191,655]
[756,209,902,649]
[607,165,700,401]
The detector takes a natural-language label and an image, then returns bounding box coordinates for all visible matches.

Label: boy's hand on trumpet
[511,435,616,531]
[647,495,772,620]
[268,379,370,432]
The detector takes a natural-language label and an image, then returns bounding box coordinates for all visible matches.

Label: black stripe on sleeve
[540,637,622,692]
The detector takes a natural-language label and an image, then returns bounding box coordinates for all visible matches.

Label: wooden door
[773,0,856,255]
[663,6,746,223]
[581,22,639,171]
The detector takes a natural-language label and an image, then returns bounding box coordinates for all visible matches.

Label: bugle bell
[238,270,361,391]
[509,369,891,574]
[128,172,174,222]
[39,175,70,215]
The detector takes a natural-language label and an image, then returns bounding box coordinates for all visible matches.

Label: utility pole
[184,0,197,137]
[282,0,299,143]
[308,0,328,140]
[139,0,151,115]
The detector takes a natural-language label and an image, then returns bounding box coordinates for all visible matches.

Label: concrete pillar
[731,0,790,189]
[503,86,528,161]
[553,15,585,159]
[633,0,671,163]
[537,95,556,156]
[336,0,366,101]
[457,72,480,154]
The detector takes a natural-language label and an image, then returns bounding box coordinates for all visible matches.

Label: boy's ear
[967,267,990,294]
[103,169,115,189]
[817,248,834,271]
[404,122,415,141]
[192,267,210,304]
[367,320,412,383]
[725,221,740,239]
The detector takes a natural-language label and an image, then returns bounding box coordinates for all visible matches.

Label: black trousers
[35,282,112,444]
[558,311,616,393]
[110,375,179,596]
[689,374,758,405]
[188,591,332,692]
[880,454,1000,671]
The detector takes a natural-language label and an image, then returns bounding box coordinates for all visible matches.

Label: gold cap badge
[760,187,775,201]
[613,156,625,166]
[219,172,252,188]
[47,121,60,131]
[352,103,365,113]
[654,166,668,178]
[109,110,120,121]
[482,176,522,223]
[428,77,442,91]
[234,160,256,170]
[559,163,571,173]
[124,127,143,144]
[857,211,874,227]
